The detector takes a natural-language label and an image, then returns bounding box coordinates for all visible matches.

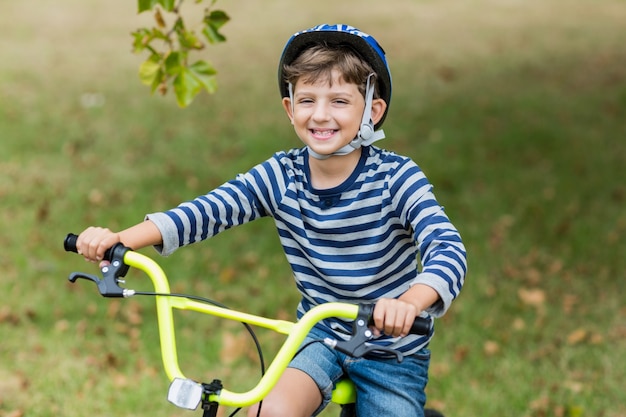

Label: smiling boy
[76,24,467,417]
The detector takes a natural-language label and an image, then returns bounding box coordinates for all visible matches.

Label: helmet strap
[289,74,386,160]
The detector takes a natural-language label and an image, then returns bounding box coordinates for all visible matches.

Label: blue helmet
[278,24,392,129]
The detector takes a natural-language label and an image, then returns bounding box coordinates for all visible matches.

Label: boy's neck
[308,148,362,190]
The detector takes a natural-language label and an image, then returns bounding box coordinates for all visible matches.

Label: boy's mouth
[310,129,337,139]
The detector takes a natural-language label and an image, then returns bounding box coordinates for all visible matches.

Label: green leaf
[150,27,169,42]
[173,18,204,50]
[131,28,151,53]
[207,10,230,29]
[138,58,161,86]
[164,51,184,76]
[173,16,185,33]
[180,31,204,50]
[131,27,168,54]
[173,67,203,108]
[202,25,225,45]
[137,0,158,13]
[158,0,176,11]
[202,10,229,44]
[172,61,219,107]
[138,0,174,13]
[188,60,218,94]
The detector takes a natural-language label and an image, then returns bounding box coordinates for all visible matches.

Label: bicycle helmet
[278,24,392,130]
[278,24,392,158]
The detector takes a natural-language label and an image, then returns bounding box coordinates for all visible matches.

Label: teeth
[313,129,334,137]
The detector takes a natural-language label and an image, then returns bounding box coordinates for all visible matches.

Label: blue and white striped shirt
[147,146,466,355]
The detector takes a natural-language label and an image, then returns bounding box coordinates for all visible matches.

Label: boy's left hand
[371,298,420,338]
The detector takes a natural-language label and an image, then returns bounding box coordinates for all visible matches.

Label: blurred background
[1,1,625,416]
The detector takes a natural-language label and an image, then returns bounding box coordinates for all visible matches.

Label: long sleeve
[391,158,467,317]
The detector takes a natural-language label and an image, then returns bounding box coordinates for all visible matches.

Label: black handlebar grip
[410,317,431,335]
[64,233,125,262]
[64,233,79,253]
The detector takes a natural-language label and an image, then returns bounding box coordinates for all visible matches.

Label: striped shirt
[147,146,466,355]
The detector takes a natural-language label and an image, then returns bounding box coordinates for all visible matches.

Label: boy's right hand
[76,227,121,263]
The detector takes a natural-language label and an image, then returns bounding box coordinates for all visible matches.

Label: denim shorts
[288,326,431,417]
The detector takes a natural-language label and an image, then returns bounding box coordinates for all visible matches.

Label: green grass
[1,1,625,416]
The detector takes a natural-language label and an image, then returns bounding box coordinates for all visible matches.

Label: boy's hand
[371,298,420,338]
[371,284,440,337]
[76,226,121,263]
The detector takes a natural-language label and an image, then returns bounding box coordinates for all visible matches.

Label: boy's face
[282,69,386,158]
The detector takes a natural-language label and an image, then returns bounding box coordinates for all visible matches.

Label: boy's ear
[370,98,387,125]
[282,97,294,124]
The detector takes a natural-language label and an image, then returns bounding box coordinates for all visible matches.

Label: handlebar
[64,232,128,264]
[63,233,432,408]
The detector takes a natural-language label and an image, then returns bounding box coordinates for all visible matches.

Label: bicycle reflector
[168,378,203,410]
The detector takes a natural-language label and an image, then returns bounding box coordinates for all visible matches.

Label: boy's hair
[282,44,379,99]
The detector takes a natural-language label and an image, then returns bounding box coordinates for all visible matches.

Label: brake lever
[68,257,135,298]
[327,303,405,363]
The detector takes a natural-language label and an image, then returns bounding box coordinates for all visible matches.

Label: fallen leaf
[112,372,128,388]
[276,309,292,321]
[430,361,451,377]
[453,346,469,362]
[88,188,104,205]
[0,306,20,325]
[36,199,50,222]
[107,300,121,318]
[529,395,550,412]
[512,317,526,330]
[24,308,37,321]
[219,266,236,284]
[129,327,142,352]
[54,319,69,333]
[548,259,564,274]
[590,333,604,344]
[105,352,120,368]
[525,267,541,285]
[567,329,587,345]
[518,287,546,307]
[564,380,584,393]
[220,332,249,364]
[483,340,500,356]
[426,399,446,413]
[562,294,578,314]
[484,284,497,298]
[124,301,143,325]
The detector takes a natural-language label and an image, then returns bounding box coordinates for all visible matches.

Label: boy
[76,24,467,417]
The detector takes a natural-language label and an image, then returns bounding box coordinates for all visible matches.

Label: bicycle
[63,233,445,417]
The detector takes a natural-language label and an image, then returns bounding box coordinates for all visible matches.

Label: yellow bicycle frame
[122,251,359,407]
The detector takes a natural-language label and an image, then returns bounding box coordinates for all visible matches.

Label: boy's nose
[311,103,331,121]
